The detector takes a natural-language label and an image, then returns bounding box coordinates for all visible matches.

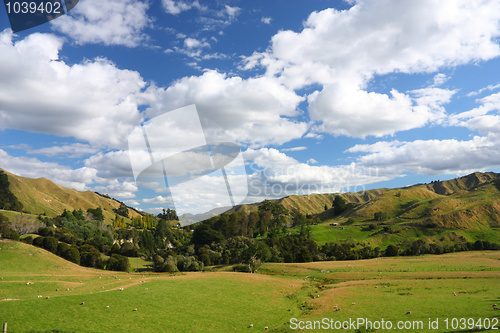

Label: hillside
[321,172,500,230]
[0,169,141,220]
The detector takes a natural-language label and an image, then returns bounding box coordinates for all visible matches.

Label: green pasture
[1,241,499,332]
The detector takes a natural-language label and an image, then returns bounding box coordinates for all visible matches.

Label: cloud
[282,146,307,152]
[224,5,240,19]
[243,0,500,138]
[84,150,134,178]
[0,30,146,149]
[246,1,500,88]
[244,148,299,169]
[308,84,455,138]
[466,83,500,97]
[348,134,500,176]
[0,149,98,191]
[144,70,307,147]
[450,91,500,133]
[184,37,210,49]
[261,17,272,25]
[28,143,99,158]
[162,0,203,15]
[51,0,151,47]
[94,179,138,198]
[432,73,450,86]
[243,148,387,199]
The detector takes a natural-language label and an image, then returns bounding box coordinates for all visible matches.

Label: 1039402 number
[443,317,498,330]
[5,1,61,14]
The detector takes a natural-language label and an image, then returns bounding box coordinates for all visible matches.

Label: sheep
[145,288,148,291]
[336,308,341,312]
[133,308,138,311]
[248,324,253,328]
[351,302,356,305]
[46,296,50,299]
[493,304,499,310]
[56,289,59,291]
[406,311,411,315]
[37,295,42,298]
[264,327,268,330]
[105,306,109,309]
[80,302,85,305]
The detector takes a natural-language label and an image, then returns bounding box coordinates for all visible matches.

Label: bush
[0,221,20,241]
[153,255,178,272]
[21,235,33,244]
[106,254,130,272]
[80,244,103,268]
[42,236,59,253]
[232,264,250,272]
[374,211,387,221]
[119,242,140,257]
[57,243,80,264]
[176,255,201,271]
[385,244,399,257]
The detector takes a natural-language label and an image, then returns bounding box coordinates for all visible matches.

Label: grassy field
[1,240,499,332]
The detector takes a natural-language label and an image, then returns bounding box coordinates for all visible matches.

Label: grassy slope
[304,173,500,245]
[2,169,141,219]
[0,241,302,332]
[1,241,499,332]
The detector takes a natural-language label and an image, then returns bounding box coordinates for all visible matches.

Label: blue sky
[1,0,500,217]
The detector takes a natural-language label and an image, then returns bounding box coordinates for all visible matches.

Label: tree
[374,211,387,221]
[0,220,20,240]
[11,215,44,235]
[42,236,59,253]
[0,213,8,223]
[158,208,178,221]
[333,195,347,215]
[385,244,398,257]
[106,254,130,272]
[80,244,103,268]
[87,207,104,221]
[0,171,23,212]
[114,203,129,218]
[57,243,80,264]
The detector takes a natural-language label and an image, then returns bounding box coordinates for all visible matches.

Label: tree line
[1,194,499,274]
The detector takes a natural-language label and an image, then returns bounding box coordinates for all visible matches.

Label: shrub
[79,244,103,268]
[385,244,399,257]
[42,236,59,253]
[57,243,80,264]
[38,227,54,237]
[21,235,33,244]
[153,255,178,272]
[233,264,250,272]
[374,211,387,221]
[106,254,130,272]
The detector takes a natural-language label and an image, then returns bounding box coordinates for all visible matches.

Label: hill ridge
[0,168,141,220]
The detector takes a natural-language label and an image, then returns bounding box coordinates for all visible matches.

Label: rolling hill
[0,169,141,220]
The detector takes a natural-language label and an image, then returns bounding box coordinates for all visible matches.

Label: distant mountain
[0,169,141,220]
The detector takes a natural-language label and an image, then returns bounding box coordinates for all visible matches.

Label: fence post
[3,322,7,333]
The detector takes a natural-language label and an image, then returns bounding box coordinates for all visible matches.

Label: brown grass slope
[1,169,141,219]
